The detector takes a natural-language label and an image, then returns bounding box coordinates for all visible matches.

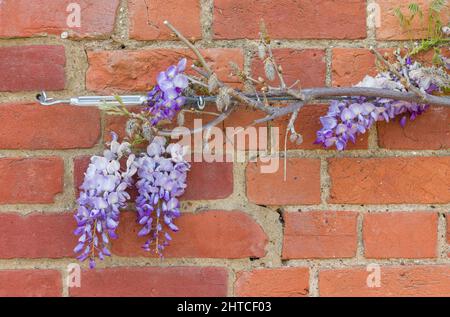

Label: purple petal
[320,116,337,130]
[173,74,189,89]
[177,58,187,72]
[400,116,407,127]
[341,108,355,121]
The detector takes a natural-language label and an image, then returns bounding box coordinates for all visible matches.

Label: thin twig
[187,76,208,88]
[164,20,213,75]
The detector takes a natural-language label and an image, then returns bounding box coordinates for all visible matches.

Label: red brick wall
[0,0,449,297]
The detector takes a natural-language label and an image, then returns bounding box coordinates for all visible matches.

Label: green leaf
[394,8,406,27]
[430,0,447,12]
[408,3,421,15]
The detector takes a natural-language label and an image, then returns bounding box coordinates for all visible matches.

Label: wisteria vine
[73,20,449,268]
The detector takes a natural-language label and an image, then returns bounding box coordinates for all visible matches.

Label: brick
[70,267,227,297]
[0,45,65,92]
[235,268,309,297]
[251,49,326,88]
[376,0,450,40]
[74,156,90,196]
[86,49,243,93]
[332,48,378,87]
[246,158,321,205]
[128,0,201,40]
[223,108,267,151]
[0,0,119,38]
[282,211,358,259]
[112,211,267,258]
[378,106,450,150]
[0,213,75,259]
[319,265,450,296]
[183,162,234,200]
[213,0,367,39]
[274,104,369,150]
[328,157,450,204]
[363,212,438,259]
[0,270,62,297]
[0,157,63,204]
[0,103,100,149]
[105,115,128,142]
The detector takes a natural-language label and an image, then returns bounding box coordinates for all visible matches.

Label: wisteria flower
[316,59,446,150]
[74,133,136,268]
[134,136,190,256]
[146,59,189,126]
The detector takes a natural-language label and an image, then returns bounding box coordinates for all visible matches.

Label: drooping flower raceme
[146,58,189,126]
[74,133,137,268]
[316,59,448,150]
[134,136,190,256]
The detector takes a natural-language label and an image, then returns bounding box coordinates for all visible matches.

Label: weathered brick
[183,162,234,200]
[376,0,450,40]
[235,268,309,297]
[0,213,75,259]
[378,106,450,150]
[74,156,90,196]
[0,0,119,38]
[319,265,450,296]
[283,211,358,259]
[0,46,65,92]
[363,212,438,259]
[112,211,267,258]
[128,0,201,40]
[328,157,450,204]
[0,270,62,297]
[213,0,367,39]
[70,267,228,297]
[251,49,326,88]
[332,48,378,87]
[0,157,64,204]
[0,103,100,149]
[86,49,243,93]
[222,108,266,151]
[246,158,321,205]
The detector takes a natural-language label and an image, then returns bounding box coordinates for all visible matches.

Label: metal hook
[36,91,70,106]
[196,96,206,110]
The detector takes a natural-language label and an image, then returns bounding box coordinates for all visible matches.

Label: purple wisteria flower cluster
[135,137,190,256]
[75,134,190,267]
[75,59,191,268]
[74,133,136,269]
[146,58,189,126]
[316,59,447,150]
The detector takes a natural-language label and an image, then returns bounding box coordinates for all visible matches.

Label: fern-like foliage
[395,0,449,63]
